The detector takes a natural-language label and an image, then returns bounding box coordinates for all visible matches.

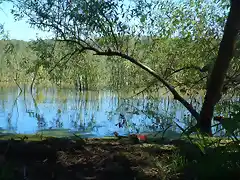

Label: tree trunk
[199,0,240,135]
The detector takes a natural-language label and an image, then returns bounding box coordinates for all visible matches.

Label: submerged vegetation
[0,0,240,179]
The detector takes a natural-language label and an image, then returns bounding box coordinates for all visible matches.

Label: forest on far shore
[0,34,238,97]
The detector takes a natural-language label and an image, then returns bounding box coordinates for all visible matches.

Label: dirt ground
[0,136,240,180]
[0,137,180,180]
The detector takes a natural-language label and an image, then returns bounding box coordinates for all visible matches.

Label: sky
[0,0,225,41]
[0,0,133,41]
[0,1,52,41]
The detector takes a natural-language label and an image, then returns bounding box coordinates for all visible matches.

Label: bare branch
[128,79,158,98]
[93,49,200,120]
[48,48,80,73]
[189,75,208,90]
[100,12,119,50]
[50,36,200,120]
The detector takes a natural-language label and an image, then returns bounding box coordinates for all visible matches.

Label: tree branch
[169,66,202,75]
[51,37,200,121]
[48,48,80,73]
[128,79,158,98]
[100,12,119,50]
[94,50,200,120]
[53,37,201,120]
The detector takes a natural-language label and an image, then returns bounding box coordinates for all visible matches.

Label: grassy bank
[0,134,239,180]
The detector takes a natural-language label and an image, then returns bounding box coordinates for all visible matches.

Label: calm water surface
[0,86,203,137]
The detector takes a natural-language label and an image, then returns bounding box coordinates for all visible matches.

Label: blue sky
[0,1,52,41]
[0,0,224,41]
[0,0,132,41]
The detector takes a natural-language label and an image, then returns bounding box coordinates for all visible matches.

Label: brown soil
[0,138,177,180]
[1,137,240,180]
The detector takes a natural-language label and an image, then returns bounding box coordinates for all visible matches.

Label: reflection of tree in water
[27,112,47,130]
[36,113,47,130]
[50,109,63,129]
[70,111,97,132]
[7,113,16,132]
[5,87,23,133]
[26,89,48,130]
[107,93,191,134]
[70,114,78,129]
[69,91,99,132]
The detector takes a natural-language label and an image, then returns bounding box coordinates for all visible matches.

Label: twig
[48,48,79,73]
[127,79,158,98]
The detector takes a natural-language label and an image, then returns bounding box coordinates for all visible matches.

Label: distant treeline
[1,36,237,95]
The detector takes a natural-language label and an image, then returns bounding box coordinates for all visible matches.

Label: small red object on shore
[137,134,147,142]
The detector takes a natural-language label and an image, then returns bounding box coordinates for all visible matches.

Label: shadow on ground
[0,137,169,180]
[144,138,240,180]
[0,136,240,180]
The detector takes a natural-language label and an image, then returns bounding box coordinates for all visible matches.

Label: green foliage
[0,0,239,178]
[4,0,238,94]
[0,0,237,94]
[215,102,240,139]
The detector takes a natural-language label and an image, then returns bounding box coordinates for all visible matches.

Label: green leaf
[195,141,206,154]
[140,15,146,23]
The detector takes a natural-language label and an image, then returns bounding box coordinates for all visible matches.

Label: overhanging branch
[87,48,200,120]
[48,48,80,73]
[55,38,200,120]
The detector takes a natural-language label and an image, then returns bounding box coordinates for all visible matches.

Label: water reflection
[0,86,217,137]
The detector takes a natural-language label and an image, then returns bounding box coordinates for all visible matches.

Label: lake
[0,86,214,138]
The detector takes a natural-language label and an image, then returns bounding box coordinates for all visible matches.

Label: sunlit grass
[0,133,118,141]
